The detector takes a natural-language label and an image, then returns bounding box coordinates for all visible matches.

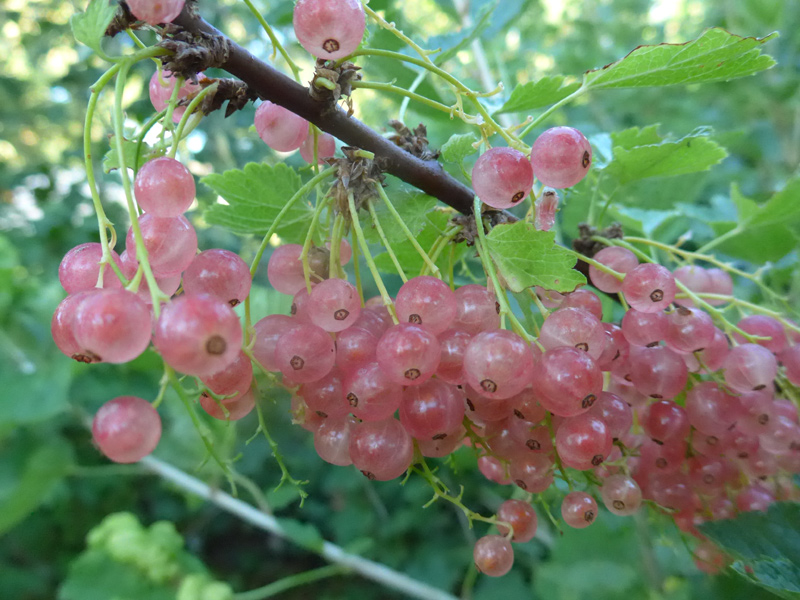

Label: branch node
[388,121,440,161]
[158,26,233,80]
[329,147,386,220]
[451,208,515,246]
[309,59,362,114]
[573,222,624,259]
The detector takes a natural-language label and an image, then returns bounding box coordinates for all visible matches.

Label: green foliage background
[1,0,798,598]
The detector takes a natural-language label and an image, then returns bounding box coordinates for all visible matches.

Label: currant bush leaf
[485,222,586,293]
[70,0,117,58]
[743,175,800,228]
[605,130,728,184]
[699,503,800,600]
[583,28,778,90]
[610,125,663,150]
[428,2,493,66]
[102,137,148,174]
[440,133,479,164]
[496,76,581,114]
[0,441,74,535]
[202,163,311,243]
[362,190,437,245]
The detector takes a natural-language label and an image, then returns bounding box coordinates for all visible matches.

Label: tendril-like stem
[367,199,408,282]
[253,401,309,505]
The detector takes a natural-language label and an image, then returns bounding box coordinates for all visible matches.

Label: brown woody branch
[172,6,479,215]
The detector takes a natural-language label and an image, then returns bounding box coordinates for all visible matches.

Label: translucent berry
[92,396,161,463]
[399,379,464,440]
[622,264,676,313]
[587,392,632,439]
[560,288,603,320]
[267,244,306,295]
[686,381,741,436]
[148,70,204,123]
[536,347,603,417]
[127,0,185,26]
[561,491,598,529]
[74,289,153,364]
[704,268,733,305]
[300,131,336,164]
[463,330,534,400]
[642,400,690,444]
[782,345,800,386]
[134,157,195,218]
[200,389,256,421]
[497,500,538,543]
[540,307,607,360]
[183,249,251,307]
[395,276,457,334]
[510,454,554,492]
[600,474,642,516]
[723,343,778,393]
[530,126,592,189]
[665,306,715,353]
[314,417,354,466]
[628,345,688,400]
[733,315,788,354]
[473,535,514,577]
[59,243,122,293]
[307,278,361,332]
[349,418,413,481]
[293,0,366,60]
[52,291,98,363]
[376,324,441,386]
[126,214,198,277]
[344,361,403,422]
[589,247,638,294]
[472,147,534,209]
[555,412,612,470]
[621,309,667,347]
[254,101,309,152]
[478,456,512,485]
[154,294,243,376]
[252,315,299,371]
[274,323,336,383]
[452,285,500,335]
[200,351,253,398]
[417,427,465,458]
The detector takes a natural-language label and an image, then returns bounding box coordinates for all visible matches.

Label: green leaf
[362,191,438,245]
[440,133,479,164]
[708,220,798,263]
[276,518,325,552]
[202,163,311,242]
[0,442,74,535]
[496,76,581,114]
[744,176,800,228]
[103,137,148,173]
[699,503,800,600]
[60,550,176,600]
[610,125,663,150]
[0,356,72,426]
[484,222,586,293]
[605,130,727,184]
[70,0,117,58]
[583,28,778,90]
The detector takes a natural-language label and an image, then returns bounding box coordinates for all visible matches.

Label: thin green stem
[695,225,742,255]
[546,413,572,490]
[398,70,428,123]
[170,81,218,158]
[352,81,463,115]
[234,565,348,600]
[329,213,345,280]
[351,227,364,305]
[519,86,586,139]
[300,196,330,293]
[242,0,302,81]
[133,108,167,174]
[563,247,624,280]
[348,192,399,323]
[367,200,407,282]
[113,58,170,313]
[254,401,309,504]
[375,185,440,276]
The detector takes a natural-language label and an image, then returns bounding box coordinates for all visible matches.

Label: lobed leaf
[202,163,312,243]
[496,76,581,114]
[362,191,438,245]
[440,133,479,165]
[70,0,117,58]
[484,222,586,293]
[583,28,778,90]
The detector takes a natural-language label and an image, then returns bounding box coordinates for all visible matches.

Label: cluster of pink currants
[472,126,592,221]
[126,0,186,27]
[52,152,259,460]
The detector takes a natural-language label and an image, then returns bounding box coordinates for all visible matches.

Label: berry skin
[723,343,778,393]
[300,132,336,164]
[472,147,534,209]
[641,400,690,444]
[733,315,788,354]
[665,306,715,353]
[59,243,122,293]
[399,379,464,440]
[200,389,256,421]
[307,278,361,332]
[92,396,162,463]
[376,324,441,386]
[348,418,413,481]
[344,361,403,422]
[536,347,603,417]
[394,276,457,334]
[473,535,514,577]
[154,294,243,377]
[52,291,99,363]
[622,263,676,313]
[600,474,642,516]
[293,0,367,60]
[539,307,608,360]
[274,323,336,383]
[534,188,559,231]
[530,126,592,188]
[314,417,353,466]
[254,101,309,152]
[267,244,307,295]
[149,70,204,123]
[127,0,185,26]
[561,491,598,529]
[452,285,500,335]
[496,500,538,543]
[126,214,198,277]
[134,157,195,218]
[589,247,638,294]
[555,412,612,470]
[183,249,251,307]
[74,289,153,364]
[628,346,688,400]
[462,330,535,400]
